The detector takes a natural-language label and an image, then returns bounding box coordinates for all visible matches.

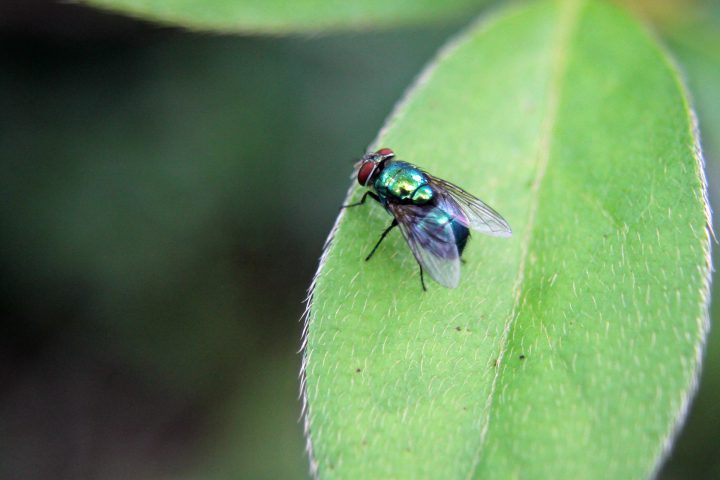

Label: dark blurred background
[0,1,717,479]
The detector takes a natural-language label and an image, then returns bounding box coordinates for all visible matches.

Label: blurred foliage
[81,0,491,33]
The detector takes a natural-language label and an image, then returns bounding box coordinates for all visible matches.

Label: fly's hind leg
[408,253,427,291]
[417,263,427,292]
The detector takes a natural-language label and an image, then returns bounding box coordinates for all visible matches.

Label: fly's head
[357,148,395,187]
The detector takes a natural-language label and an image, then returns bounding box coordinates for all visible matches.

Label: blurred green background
[0,1,718,479]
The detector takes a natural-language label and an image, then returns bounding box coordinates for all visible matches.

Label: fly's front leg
[341,191,380,209]
[365,218,398,262]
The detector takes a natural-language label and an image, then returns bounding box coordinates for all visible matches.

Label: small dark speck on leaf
[492,359,499,368]
[519,354,526,360]
[356,368,362,373]
[455,326,462,331]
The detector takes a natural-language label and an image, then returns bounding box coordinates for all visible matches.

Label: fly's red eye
[357,161,377,186]
[376,148,394,158]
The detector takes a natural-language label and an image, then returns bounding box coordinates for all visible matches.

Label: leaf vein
[466,0,585,477]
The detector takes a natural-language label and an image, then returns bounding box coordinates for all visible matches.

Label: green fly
[343,148,511,290]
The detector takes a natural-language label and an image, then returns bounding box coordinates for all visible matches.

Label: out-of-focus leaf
[80,0,489,33]
[302,0,711,478]
[0,28,450,393]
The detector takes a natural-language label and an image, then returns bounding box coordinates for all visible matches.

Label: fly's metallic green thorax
[374,161,434,205]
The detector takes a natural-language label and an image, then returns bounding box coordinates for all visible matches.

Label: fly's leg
[417,262,427,292]
[341,191,380,209]
[365,219,398,262]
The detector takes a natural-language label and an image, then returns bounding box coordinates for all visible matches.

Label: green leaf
[650,7,720,478]
[80,0,487,33]
[302,0,711,478]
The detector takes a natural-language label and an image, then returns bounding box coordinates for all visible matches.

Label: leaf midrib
[466,0,585,477]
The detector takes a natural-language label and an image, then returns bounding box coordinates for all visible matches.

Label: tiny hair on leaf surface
[302,0,711,478]
[79,0,490,33]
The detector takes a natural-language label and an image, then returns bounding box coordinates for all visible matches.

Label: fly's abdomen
[416,209,470,258]
[451,219,470,255]
[374,161,434,204]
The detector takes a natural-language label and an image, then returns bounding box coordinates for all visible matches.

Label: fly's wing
[387,203,461,288]
[427,176,512,237]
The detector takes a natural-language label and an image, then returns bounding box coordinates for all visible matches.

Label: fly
[342,148,512,290]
